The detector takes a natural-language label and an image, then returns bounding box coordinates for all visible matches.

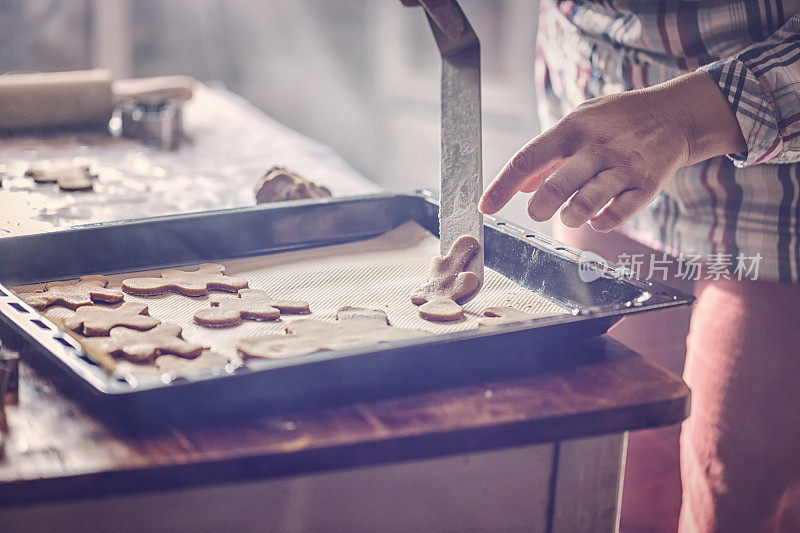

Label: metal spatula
[417,0,484,297]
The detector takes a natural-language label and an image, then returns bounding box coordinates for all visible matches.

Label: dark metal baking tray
[0,191,693,428]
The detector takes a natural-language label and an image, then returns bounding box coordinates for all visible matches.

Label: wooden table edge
[0,388,689,508]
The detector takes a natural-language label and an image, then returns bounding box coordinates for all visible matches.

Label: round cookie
[418,297,464,322]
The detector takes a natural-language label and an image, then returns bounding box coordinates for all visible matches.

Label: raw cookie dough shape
[478,306,562,327]
[194,289,310,328]
[335,306,387,322]
[155,350,231,375]
[18,275,124,310]
[113,351,234,381]
[64,302,160,336]
[410,235,481,305]
[254,166,332,204]
[122,263,249,297]
[25,162,98,191]
[83,323,205,363]
[418,297,464,322]
[237,307,429,360]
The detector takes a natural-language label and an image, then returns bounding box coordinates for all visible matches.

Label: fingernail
[479,196,500,214]
[526,203,541,221]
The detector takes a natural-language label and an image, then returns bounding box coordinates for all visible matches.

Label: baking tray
[0,192,693,428]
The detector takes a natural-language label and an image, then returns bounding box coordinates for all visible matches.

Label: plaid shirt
[538,0,800,282]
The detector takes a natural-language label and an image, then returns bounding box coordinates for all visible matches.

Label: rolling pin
[0,70,195,132]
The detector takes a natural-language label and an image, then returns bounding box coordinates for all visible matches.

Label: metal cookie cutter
[115,99,183,151]
[110,76,195,151]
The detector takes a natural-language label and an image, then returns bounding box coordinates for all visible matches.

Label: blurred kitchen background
[0,0,545,229]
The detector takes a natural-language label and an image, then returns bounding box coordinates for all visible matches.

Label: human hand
[479,71,746,232]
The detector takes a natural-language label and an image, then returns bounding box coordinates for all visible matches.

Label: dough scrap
[255,166,331,204]
[194,289,310,327]
[25,161,97,191]
[237,307,428,360]
[18,275,124,310]
[411,235,481,305]
[478,306,563,327]
[418,297,464,322]
[64,302,160,336]
[82,323,205,363]
[122,263,248,297]
[335,306,388,323]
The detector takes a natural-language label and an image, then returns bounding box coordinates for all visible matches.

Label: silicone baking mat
[14,221,568,367]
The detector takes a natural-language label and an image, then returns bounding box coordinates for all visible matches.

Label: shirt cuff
[699,58,781,167]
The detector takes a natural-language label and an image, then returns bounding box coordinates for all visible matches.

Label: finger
[519,160,562,193]
[560,168,628,228]
[479,131,565,214]
[590,189,651,232]
[526,155,602,222]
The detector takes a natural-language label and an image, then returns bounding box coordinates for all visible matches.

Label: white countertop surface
[0,84,380,237]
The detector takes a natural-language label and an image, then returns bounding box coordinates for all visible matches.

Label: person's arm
[700,15,800,167]
[479,71,744,232]
[481,14,800,232]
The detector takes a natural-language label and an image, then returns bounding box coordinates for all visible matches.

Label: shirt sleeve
[699,14,800,167]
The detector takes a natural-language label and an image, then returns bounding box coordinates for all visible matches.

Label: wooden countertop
[0,335,689,507]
